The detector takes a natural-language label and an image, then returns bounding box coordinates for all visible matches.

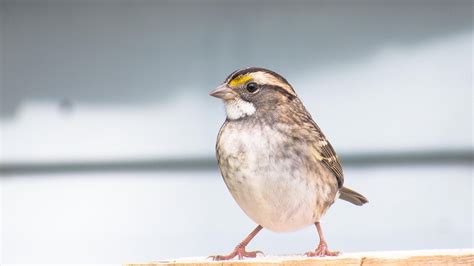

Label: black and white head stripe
[224,67,296,96]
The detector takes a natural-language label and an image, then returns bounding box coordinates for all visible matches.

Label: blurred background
[0,0,472,264]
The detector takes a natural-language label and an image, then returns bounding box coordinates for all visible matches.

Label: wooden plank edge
[125,249,474,266]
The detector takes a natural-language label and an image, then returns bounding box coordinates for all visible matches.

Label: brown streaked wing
[308,120,344,188]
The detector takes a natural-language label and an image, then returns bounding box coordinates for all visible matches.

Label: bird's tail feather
[339,186,368,206]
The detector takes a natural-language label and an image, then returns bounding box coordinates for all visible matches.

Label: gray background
[0,0,472,264]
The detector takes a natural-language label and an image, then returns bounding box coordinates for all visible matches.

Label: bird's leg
[305,222,340,257]
[210,225,264,261]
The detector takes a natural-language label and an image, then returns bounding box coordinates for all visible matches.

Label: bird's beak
[209,84,237,100]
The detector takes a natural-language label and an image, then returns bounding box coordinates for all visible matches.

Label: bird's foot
[305,241,339,257]
[209,246,264,261]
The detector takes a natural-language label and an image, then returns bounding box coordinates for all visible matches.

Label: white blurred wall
[0,0,472,163]
[1,166,473,263]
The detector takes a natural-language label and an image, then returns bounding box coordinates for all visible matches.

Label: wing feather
[307,120,344,188]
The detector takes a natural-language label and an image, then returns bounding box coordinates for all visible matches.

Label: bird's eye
[246,82,259,93]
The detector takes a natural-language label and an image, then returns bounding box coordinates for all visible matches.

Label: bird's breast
[216,121,337,232]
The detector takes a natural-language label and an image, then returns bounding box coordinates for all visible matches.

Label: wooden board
[126,249,473,266]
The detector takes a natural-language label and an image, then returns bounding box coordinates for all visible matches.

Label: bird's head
[210,67,297,120]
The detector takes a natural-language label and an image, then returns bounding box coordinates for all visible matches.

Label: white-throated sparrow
[209,67,368,260]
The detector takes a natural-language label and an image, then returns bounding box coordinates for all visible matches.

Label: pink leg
[305,222,340,257]
[210,225,264,261]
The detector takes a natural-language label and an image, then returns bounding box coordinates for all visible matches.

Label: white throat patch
[224,98,256,120]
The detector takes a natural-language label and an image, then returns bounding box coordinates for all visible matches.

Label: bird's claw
[209,247,264,261]
[305,242,339,257]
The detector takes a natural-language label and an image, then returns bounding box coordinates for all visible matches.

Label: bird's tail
[339,186,368,206]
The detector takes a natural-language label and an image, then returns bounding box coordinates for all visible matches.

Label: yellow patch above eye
[228,74,253,87]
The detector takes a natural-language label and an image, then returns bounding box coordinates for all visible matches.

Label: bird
[209,67,368,260]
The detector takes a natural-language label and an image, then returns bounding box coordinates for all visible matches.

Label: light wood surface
[126,249,473,266]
